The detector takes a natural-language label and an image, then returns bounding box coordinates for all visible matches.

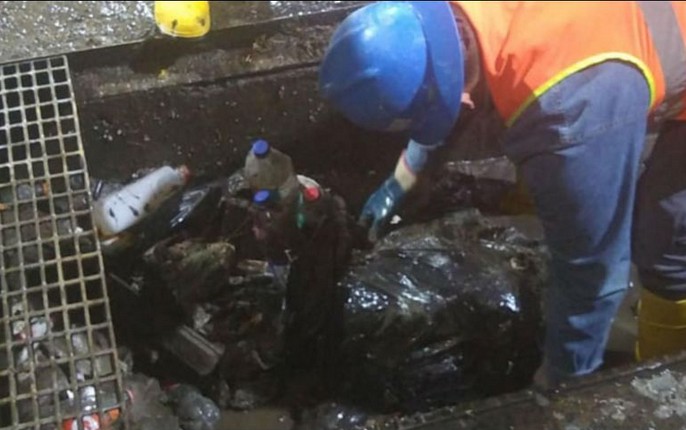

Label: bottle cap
[253,189,272,205]
[178,165,192,183]
[303,186,321,202]
[251,139,270,158]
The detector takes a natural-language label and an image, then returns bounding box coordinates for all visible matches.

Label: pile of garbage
[115,368,221,430]
[1,139,550,429]
[97,141,355,417]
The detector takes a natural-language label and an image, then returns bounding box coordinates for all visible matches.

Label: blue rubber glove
[358,175,407,242]
[359,141,443,242]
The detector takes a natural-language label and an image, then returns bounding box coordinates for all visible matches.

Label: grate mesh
[0,56,126,429]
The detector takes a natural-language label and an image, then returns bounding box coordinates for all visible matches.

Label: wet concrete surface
[72,20,342,99]
[389,352,686,430]
[211,1,364,26]
[0,1,362,63]
[0,1,154,62]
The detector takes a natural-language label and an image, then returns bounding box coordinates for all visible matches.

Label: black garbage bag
[401,157,535,225]
[98,177,226,260]
[333,210,548,412]
[284,192,353,370]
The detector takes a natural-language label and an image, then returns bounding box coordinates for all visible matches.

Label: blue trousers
[634,121,686,300]
[504,61,651,380]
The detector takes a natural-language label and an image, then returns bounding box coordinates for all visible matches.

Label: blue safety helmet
[319,1,464,145]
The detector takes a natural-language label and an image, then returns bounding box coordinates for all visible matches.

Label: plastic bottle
[250,189,294,266]
[93,166,190,238]
[244,139,300,205]
[295,176,329,230]
[250,189,278,242]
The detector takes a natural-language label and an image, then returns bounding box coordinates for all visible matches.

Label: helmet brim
[407,1,464,145]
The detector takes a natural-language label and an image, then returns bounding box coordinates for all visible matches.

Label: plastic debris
[93,165,191,237]
[160,325,225,376]
[122,373,181,430]
[166,384,221,430]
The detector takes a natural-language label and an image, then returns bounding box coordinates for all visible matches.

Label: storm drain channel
[0,56,126,429]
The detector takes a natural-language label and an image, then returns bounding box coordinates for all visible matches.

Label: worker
[318,1,686,389]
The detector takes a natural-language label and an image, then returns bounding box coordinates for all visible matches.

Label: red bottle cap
[303,186,321,202]
[178,165,192,183]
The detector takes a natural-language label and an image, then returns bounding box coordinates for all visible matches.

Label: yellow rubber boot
[636,287,686,361]
[154,1,210,38]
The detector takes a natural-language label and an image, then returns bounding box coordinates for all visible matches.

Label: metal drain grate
[0,56,126,429]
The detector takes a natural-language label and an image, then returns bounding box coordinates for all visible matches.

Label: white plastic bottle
[93,165,190,237]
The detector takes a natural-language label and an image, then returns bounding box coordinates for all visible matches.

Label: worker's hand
[358,151,417,242]
[358,176,405,242]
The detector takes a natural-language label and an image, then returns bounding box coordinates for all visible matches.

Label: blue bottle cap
[251,139,271,158]
[253,190,272,205]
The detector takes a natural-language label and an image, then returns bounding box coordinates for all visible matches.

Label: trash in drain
[52,140,548,429]
[0,130,546,427]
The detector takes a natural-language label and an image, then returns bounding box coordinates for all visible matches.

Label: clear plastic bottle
[244,139,300,205]
[93,166,190,238]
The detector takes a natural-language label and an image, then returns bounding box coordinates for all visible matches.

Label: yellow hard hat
[154,1,211,38]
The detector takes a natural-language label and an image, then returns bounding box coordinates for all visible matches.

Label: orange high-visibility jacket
[453,1,686,126]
